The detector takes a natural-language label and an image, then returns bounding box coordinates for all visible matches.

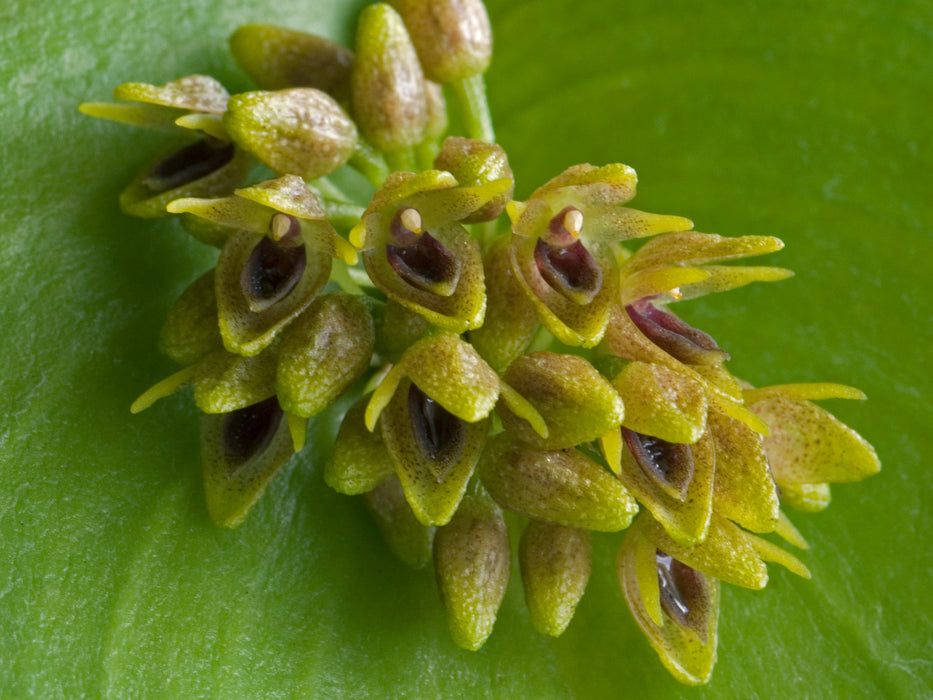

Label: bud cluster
[81,0,879,685]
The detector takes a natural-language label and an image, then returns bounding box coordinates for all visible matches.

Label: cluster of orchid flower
[80,0,880,685]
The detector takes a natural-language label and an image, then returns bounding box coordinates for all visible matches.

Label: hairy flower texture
[84,0,881,685]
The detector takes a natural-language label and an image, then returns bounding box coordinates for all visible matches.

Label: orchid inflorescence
[81,0,880,685]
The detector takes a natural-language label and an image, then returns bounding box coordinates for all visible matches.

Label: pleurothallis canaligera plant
[78,0,880,685]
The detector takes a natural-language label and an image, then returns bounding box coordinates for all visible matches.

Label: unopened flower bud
[423,80,449,141]
[479,435,638,532]
[159,269,223,365]
[351,4,428,152]
[325,397,395,495]
[467,237,539,373]
[519,521,592,637]
[230,24,355,105]
[433,492,510,650]
[390,0,492,83]
[276,294,375,418]
[223,88,358,179]
[363,476,436,568]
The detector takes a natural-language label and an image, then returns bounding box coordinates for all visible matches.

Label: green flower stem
[321,201,366,230]
[415,139,439,171]
[385,148,418,173]
[330,259,367,296]
[349,140,391,187]
[451,73,495,143]
[473,219,500,251]
[312,176,356,204]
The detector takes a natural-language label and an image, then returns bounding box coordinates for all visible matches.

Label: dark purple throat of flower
[625,299,729,365]
[656,550,712,641]
[221,396,283,470]
[142,139,235,194]
[241,228,307,305]
[386,207,461,296]
[622,428,694,501]
[535,207,602,304]
[408,383,466,468]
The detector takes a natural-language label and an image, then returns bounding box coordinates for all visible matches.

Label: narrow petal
[676,265,794,300]
[624,232,785,273]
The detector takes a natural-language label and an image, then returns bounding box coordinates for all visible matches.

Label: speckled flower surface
[1,0,930,698]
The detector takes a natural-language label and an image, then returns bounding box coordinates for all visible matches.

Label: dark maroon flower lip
[387,231,462,295]
[531,205,603,304]
[385,207,462,295]
[625,299,730,365]
[221,396,283,469]
[622,427,694,501]
[142,139,235,194]
[533,237,602,304]
[408,383,465,467]
[656,550,712,641]
[241,233,308,305]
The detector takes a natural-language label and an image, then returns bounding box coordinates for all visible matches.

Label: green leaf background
[1,0,930,697]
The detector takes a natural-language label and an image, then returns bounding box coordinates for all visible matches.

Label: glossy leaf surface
[2,0,930,697]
